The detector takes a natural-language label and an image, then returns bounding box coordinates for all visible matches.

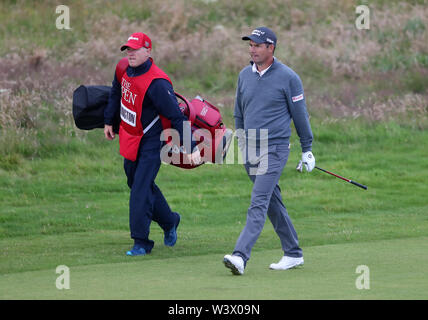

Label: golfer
[104,32,200,256]
[223,27,315,275]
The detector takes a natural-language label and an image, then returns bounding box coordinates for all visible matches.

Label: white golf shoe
[223,254,245,275]
[269,256,304,270]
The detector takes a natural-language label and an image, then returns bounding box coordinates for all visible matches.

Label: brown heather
[0,0,427,139]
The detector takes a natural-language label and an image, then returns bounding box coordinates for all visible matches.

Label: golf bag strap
[143,115,160,134]
[175,92,196,124]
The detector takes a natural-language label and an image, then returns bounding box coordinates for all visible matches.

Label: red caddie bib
[117,58,172,161]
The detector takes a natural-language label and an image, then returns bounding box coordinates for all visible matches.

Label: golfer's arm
[290,103,313,152]
[287,76,313,152]
[233,79,244,130]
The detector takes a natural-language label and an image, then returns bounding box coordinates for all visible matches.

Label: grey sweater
[234,58,313,152]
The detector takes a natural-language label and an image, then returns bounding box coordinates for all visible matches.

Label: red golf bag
[164,93,233,169]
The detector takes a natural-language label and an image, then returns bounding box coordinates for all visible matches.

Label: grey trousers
[233,144,303,263]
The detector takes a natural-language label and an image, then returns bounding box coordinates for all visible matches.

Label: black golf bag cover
[72,85,120,133]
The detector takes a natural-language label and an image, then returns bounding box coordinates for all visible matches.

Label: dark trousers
[124,139,179,252]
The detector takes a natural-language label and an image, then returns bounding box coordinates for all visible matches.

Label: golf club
[315,166,368,190]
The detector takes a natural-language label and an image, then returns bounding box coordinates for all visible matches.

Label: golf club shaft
[315,166,367,190]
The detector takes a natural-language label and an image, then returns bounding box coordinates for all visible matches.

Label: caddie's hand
[182,147,202,166]
[190,148,202,166]
[104,125,115,140]
[296,151,315,172]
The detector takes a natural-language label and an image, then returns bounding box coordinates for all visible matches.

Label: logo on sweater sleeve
[292,93,304,103]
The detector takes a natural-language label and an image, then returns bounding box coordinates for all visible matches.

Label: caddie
[223,27,315,275]
[104,32,201,256]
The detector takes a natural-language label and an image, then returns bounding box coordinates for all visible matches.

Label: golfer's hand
[297,151,315,172]
[104,125,115,140]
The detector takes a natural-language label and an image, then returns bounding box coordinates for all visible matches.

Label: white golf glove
[296,151,315,172]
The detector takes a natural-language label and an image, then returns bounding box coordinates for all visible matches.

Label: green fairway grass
[1,237,426,299]
[1,123,428,299]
